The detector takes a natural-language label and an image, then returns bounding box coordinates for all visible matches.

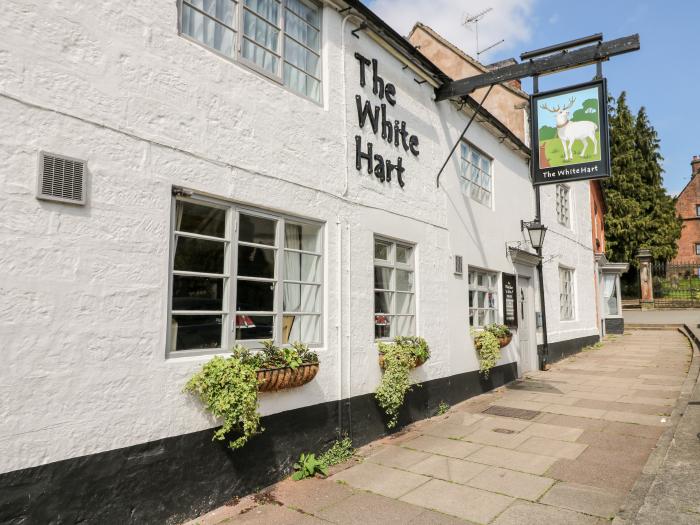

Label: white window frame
[696,204,700,217]
[468,267,499,328]
[556,184,571,228]
[178,0,323,103]
[459,141,493,208]
[167,193,323,357]
[559,266,575,321]
[373,237,416,340]
[695,243,700,256]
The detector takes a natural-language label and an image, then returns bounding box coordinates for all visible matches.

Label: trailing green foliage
[292,453,328,480]
[602,92,682,266]
[318,437,355,467]
[233,340,318,369]
[184,353,261,450]
[484,323,511,338]
[375,336,430,428]
[185,342,318,450]
[471,329,501,378]
[437,401,450,416]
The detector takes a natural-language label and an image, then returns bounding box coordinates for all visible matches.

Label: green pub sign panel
[531,79,611,186]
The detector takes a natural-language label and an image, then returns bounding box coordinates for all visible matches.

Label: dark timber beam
[435,34,640,101]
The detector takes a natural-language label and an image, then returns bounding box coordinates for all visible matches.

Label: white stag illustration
[541,97,598,161]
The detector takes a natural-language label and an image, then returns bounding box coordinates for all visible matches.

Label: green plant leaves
[183,355,262,450]
[375,337,430,428]
[292,453,328,480]
[471,329,501,378]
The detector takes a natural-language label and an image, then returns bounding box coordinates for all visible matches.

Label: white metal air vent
[455,255,463,275]
[36,151,87,205]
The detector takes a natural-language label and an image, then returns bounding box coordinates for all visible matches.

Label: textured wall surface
[538,181,599,346]
[0,0,596,480]
[672,167,700,264]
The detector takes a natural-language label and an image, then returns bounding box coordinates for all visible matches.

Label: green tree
[602,92,682,266]
[572,98,599,125]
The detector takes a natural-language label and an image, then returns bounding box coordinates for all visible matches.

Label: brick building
[671,156,700,264]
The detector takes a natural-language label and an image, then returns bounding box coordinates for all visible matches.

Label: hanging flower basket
[256,363,319,392]
[498,334,513,348]
[378,353,426,369]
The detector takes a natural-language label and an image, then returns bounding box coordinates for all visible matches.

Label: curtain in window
[603,274,618,316]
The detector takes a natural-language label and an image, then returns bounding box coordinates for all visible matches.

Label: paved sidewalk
[187,330,692,525]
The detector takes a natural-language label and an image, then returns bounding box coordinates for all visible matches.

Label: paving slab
[521,422,584,442]
[406,455,488,485]
[399,478,513,524]
[401,434,482,458]
[468,445,558,475]
[516,435,588,460]
[542,403,607,419]
[541,481,625,518]
[225,503,329,524]
[330,461,430,499]
[490,501,601,525]
[462,427,532,449]
[268,477,355,514]
[365,445,431,469]
[467,466,555,501]
[315,491,425,525]
[547,457,642,492]
[601,410,670,427]
[423,421,475,439]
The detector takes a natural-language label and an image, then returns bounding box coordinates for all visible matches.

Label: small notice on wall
[502,273,518,329]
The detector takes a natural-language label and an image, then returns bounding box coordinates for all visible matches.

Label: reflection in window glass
[460,142,492,207]
[374,237,415,338]
[468,268,498,328]
[559,267,575,320]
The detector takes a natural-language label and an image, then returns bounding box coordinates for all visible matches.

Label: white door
[517,276,536,375]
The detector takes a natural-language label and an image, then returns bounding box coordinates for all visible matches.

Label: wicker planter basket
[256,363,319,392]
[378,354,427,369]
[498,334,513,348]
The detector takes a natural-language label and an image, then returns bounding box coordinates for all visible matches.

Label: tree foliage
[602,92,682,265]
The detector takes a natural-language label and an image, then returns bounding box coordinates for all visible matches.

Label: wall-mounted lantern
[521,220,548,250]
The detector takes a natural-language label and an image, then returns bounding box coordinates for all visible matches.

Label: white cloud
[369,0,537,63]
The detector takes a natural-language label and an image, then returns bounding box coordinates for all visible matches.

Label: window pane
[374,266,392,289]
[284,314,320,343]
[396,244,412,264]
[189,0,235,25]
[284,37,319,76]
[237,245,275,278]
[396,270,414,292]
[395,292,414,314]
[174,236,225,274]
[243,11,279,51]
[284,222,320,252]
[375,315,390,339]
[173,276,223,311]
[284,13,320,51]
[284,283,320,312]
[284,252,320,282]
[242,37,279,75]
[176,201,226,238]
[374,241,390,260]
[239,214,276,245]
[286,0,320,28]
[374,291,392,314]
[236,280,274,311]
[182,4,235,57]
[171,315,222,351]
[244,0,280,25]
[235,314,274,340]
[394,316,415,336]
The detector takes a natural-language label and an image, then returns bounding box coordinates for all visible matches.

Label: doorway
[517,276,537,375]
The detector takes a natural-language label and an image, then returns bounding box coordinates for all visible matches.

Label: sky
[367,0,700,195]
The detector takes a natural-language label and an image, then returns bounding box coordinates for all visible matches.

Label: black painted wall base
[605,317,625,335]
[538,334,601,365]
[0,363,517,525]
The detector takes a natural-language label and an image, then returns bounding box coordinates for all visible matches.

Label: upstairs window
[374,238,416,339]
[460,142,493,207]
[696,204,700,217]
[180,0,322,102]
[556,184,570,227]
[695,243,700,256]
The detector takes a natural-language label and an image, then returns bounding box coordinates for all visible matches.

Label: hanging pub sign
[531,79,610,186]
[502,273,518,329]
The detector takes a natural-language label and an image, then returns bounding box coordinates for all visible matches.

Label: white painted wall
[0,0,594,474]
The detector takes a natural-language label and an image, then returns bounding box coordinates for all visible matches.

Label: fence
[651,260,700,308]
